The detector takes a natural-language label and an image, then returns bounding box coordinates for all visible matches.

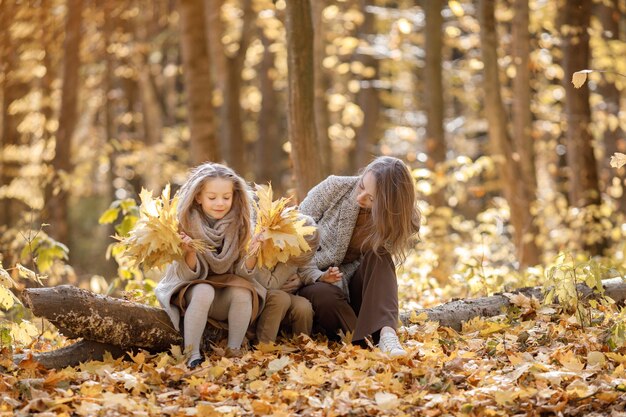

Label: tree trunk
[256,31,284,190]
[204,0,253,175]
[399,277,626,331]
[353,0,381,173]
[44,0,83,245]
[178,0,221,165]
[596,0,626,213]
[560,0,599,208]
[22,285,224,350]
[20,278,626,368]
[285,0,325,201]
[511,0,537,194]
[423,0,446,207]
[0,0,12,227]
[479,0,540,267]
[134,8,164,192]
[311,0,332,175]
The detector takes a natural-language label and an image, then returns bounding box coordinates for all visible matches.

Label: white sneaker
[378,331,407,357]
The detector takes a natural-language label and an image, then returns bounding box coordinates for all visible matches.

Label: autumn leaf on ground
[116,184,211,270]
[572,70,592,88]
[250,184,316,269]
[610,153,626,169]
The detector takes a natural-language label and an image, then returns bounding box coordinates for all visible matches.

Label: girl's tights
[184,283,253,364]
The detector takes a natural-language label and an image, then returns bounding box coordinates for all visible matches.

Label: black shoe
[188,358,202,369]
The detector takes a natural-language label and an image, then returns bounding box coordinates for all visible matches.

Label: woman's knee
[300,283,347,309]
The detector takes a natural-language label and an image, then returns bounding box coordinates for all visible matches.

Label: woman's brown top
[343,208,373,263]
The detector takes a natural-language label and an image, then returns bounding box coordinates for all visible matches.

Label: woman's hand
[319,266,343,284]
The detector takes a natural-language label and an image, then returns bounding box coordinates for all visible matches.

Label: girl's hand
[248,232,264,255]
[320,266,342,284]
[245,232,265,270]
[180,232,195,254]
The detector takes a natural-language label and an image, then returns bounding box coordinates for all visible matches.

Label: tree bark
[178,0,221,165]
[14,340,126,369]
[479,0,540,267]
[353,0,381,173]
[596,0,626,213]
[423,0,446,208]
[44,0,82,245]
[256,31,284,190]
[134,9,164,192]
[399,277,626,330]
[285,0,325,201]
[511,0,537,193]
[311,0,332,176]
[560,0,599,208]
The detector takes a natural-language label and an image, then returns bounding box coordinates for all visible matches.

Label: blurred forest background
[1,0,625,301]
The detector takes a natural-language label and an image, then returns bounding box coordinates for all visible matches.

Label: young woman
[298,156,420,357]
[155,163,266,369]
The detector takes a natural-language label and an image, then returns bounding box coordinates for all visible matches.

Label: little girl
[252,214,319,343]
[155,163,266,369]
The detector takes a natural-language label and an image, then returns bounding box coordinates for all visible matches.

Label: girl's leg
[184,283,216,364]
[256,289,290,343]
[286,294,313,336]
[209,287,253,349]
[298,282,356,340]
[350,250,399,343]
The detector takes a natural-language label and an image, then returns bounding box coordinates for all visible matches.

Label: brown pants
[256,289,313,343]
[299,250,398,342]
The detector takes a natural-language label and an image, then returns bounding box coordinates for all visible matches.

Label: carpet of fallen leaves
[4,286,626,416]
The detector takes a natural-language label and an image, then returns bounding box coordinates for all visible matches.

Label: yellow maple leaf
[610,152,626,169]
[251,184,316,269]
[117,184,211,270]
[571,70,592,88]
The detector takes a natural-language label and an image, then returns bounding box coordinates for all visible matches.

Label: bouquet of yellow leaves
[116,184,211,270]
[250,184,317,269]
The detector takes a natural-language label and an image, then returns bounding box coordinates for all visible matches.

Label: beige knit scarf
[186,207,242,274]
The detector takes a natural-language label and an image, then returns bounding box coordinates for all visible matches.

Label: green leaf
[99,207,121,224]
[119,199,138,213]
[115,215,138,237]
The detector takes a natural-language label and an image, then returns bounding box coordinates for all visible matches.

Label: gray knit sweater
[299,176,362,296]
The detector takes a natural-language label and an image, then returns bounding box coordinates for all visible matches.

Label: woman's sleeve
[298,176,334,222]
[338,260,360,280]
[297,262,325,285]
[254,262,297,289]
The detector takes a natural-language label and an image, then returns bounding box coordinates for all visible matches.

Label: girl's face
[356,171,376,209]
[195,178,234,220]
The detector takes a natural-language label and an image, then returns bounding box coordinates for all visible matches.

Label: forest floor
[2,273,626,416]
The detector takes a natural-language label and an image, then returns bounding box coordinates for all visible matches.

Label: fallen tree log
[19,278,626,368]
[13,340,125,369]
[399,277,626,330]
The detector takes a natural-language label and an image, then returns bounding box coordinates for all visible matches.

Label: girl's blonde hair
[177,162,251,254]
[362,156,420,262]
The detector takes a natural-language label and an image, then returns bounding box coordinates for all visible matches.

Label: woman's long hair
[362,156,421,262]
[177,162,251,255]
